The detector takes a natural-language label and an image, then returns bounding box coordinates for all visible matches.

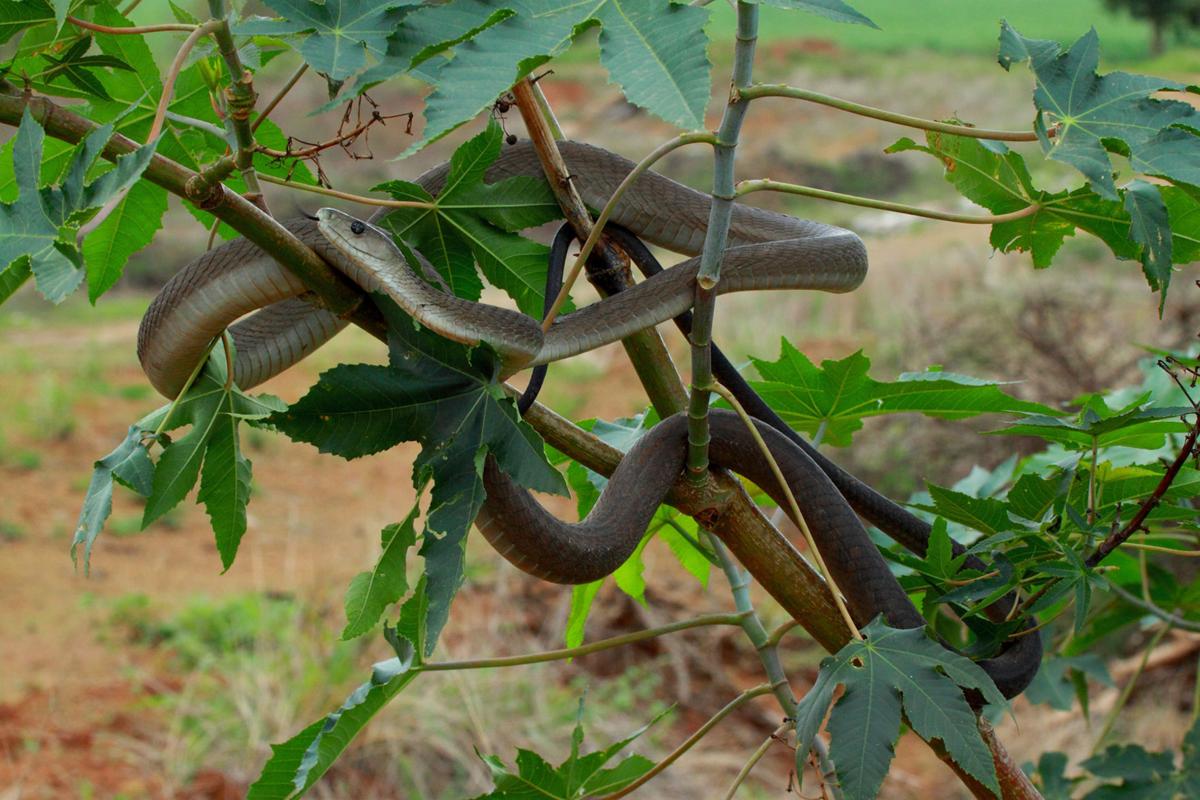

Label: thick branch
[511,77,689,416]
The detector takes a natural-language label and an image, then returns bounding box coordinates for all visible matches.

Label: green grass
[707,0,1158,62]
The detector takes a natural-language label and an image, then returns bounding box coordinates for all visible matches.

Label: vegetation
[1104,0,1200,54]
[2,1,1199,798]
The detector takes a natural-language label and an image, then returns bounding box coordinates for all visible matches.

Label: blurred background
[2,1,1199,797]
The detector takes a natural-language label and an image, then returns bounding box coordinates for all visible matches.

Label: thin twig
[254,173,435,208]
[1105,580,1200,633]
[596,684,773,800]
[737,180,1041,224]
[723,722,791,800]
[418,613,747,671]
[1090,622,1171,754]
[255,107,412,161]
[67,16,196,34]
[252,63,308,132]
[1085,416,1200,568]
[739,84,1045,141]
[77,20,221,245]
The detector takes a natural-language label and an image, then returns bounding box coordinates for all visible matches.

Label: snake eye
[350,220,366,235]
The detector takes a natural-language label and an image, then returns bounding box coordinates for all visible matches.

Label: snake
[137,141,1041,698]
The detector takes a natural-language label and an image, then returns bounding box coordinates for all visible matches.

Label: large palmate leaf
[747,341,1055,447]
[375,122,562,316]
[793,619,1006,800]
[271,298,566,653]
[887,131,1200,301]
[71,352,282,571]
[379,0,711,153]
[236,0,421,80]
[0,109,157,304]
[993,23,1200,303]
[473,699,664,800]
[999,24,1199,201]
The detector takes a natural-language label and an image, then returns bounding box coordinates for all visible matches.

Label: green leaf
[272,298,565,653]
[991,394,1191,450]
[236,0,421,80]
[0,0,56,45]
[246,656,420,799]
[793,619,1005,800]
[196,381,263,572]
[889,131,1200,298]
[748,342,1055,447]
[1024,654,1111,712]
[83,179,166,302]
[401,0,712,154]
[0,259,31,305]
[137,352,282,566]
[565,581,603,648]
[920,484,1010,536]
[71,425,153,572]
[41,35,135,100]
[473,699,664,799]
[375,122,562,316]
[342,506,419,639]
[999,24,1197,200]
[0,109,157,303]
[748,0,877,28]
[1124,179,1173,301]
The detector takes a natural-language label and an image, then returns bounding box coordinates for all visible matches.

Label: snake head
[316,207,398,264]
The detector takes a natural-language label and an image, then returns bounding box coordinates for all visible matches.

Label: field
[2,2,1199,798]
[708,0,1156,59]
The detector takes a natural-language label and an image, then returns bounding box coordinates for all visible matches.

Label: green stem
[687,0,758,483]
[722,723,789,800]
[739,84,1041,141]
[1090,622,1171,755]
[737,179,1040,224]
[811,419,828,448]
[153,337,220,437]
[709,534,799,715]
[530,80,565,140]
[255,173,435,208]
[207,0,264,206]
[596,684,773,800]
[418,613,746,672]
[252,63,308,133]
[1089,434,1099,526]
[1104,580,1200,633]
[67,16,195,34]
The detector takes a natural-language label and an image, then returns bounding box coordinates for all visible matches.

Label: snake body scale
[138,141,1041,698]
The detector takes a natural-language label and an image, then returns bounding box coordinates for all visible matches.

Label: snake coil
[138,141,1042,698]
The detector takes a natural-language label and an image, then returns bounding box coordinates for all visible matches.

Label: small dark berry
[506,133,518,145]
